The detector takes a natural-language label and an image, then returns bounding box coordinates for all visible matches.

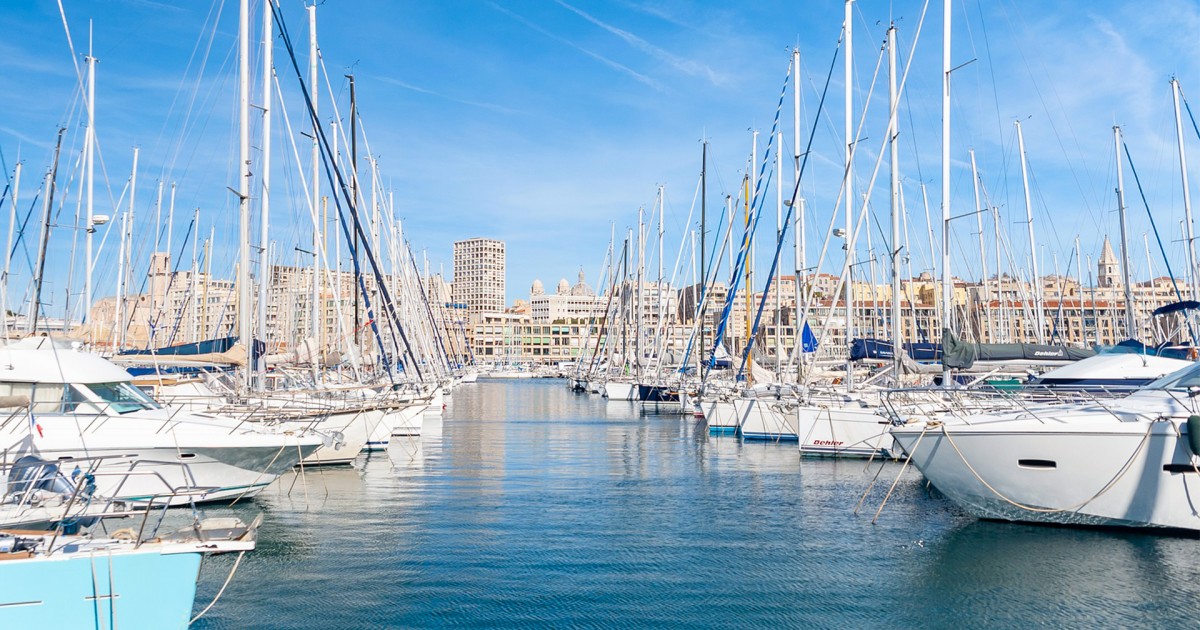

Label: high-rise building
[453,237,506,318]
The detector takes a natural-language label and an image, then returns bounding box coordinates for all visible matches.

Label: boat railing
[881,383,1144,425]
[0,451,223,554]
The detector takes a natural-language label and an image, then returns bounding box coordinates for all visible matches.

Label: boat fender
[1187,416,1200,458]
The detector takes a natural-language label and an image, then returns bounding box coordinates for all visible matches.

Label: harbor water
[193,379,1200,628]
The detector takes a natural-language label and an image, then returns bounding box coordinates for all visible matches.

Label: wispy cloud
[374,76,520,115]
[552,0,726,87]
[486,1,663,92]
[614,0,689,29]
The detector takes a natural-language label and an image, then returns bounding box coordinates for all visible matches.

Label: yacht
[890,361,1200,531]
[0,338,324,505]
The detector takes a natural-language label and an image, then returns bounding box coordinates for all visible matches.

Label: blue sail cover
[120,336,238,356]
[849,338,942,362]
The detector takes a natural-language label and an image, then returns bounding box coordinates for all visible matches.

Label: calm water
[192,380,1200,628]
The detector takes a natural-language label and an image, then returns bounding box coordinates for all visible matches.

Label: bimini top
[0,337,133,384]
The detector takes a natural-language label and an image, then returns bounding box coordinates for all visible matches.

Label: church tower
[1098,236,1120,288]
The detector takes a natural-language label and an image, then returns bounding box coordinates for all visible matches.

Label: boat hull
[794,404,894,458]
[0,545,204,628]
[604,382,636,401]
[737,398,799,441]
[892,421,1200,530]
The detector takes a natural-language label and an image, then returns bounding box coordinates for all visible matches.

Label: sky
[4,0,1200,321]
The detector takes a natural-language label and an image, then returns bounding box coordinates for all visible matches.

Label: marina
[4,0,1200,626]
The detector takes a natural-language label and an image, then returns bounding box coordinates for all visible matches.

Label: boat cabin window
[0,382,73,413]
[83,382,162,414]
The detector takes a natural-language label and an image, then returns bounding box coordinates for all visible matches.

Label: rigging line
[972,0,1007,163]
[146,214,198,347]
[729,32,847,380]
[995,0,1094,216]
[791,0,931,381]
[1122,142,1192,341]
[156,0,226,179]
[705,58,792,377]
[271,1,420,381]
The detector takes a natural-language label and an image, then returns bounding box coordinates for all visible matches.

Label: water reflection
[191,379,1200,629]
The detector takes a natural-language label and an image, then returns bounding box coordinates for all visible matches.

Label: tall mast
[167,184,176,271]
[1113,125,1137,339]
[888,24,902,380]
[237,0,252,389]
[309,4,321,379]
[843,0,855,391]
[347,74,360,351]
[151,180,163,339]
[257,0,273,390]
[994,205,1004,341]
[1015,120,1043,343]
[793,47,804,383]
[699,140,706,367]
[1075,235,1085,345]
[657,184,665,369]
[2,163,21,338]
[636,206,644,381]
[84,32,96,327]
[775,129,783,377]
[31,130,65,334]
[1172,78,1198,297]
[940,0,952,386]
[191,208,199,343]
[114,209,127,345]
[743,173,752,383]
[969,149,990,341]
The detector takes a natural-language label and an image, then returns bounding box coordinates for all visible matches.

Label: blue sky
[4,0,1200,320]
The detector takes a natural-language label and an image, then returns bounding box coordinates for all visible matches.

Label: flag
[801,322,818,353]
[29,410,42,438]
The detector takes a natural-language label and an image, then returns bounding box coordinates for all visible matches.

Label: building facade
[452,238,506,320]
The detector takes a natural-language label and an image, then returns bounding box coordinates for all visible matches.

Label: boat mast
[636,206,644,382]
[348,74,360,354]
[657,184,665,373]
[1015,120,1044,343]
[743,172,752,384]
[775,129,783,378]
[1172,78,1198,297]
[31,129,65,334]
[2,163,20,338]
[843,0,855,391]
[309,4,321,381]
[237,0,252,389]
[888,24,902,381]
[257,0,273,390]
[1113,125,1137,339]
[84,34,96,328]
[699,140,707,368]
[190,208,199,343]
[793,47,804,383]
[940,0,952,386]
[969,150,990,341]
[994,205,1004,341]
[1075,235,1085,345]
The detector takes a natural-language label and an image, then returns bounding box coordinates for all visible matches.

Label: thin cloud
[552,0,726,87]
[375,76,520,115]
[486,1,663,92]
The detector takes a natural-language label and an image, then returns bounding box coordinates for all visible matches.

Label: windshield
[84,382,161,414]
[1145,362,1200,391]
